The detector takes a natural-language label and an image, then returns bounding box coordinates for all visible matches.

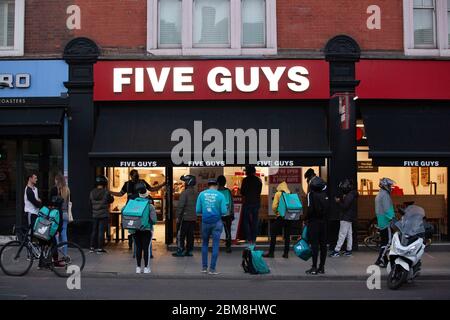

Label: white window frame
[404,0,450,56]
[147,0,277,56]
[0,0,24,56]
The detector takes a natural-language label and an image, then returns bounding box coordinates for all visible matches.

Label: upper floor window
[148,0,276,55]
[0,0,24,56]
[404,0,450,56]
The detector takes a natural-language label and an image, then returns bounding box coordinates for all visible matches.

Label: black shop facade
[63,37,450,248]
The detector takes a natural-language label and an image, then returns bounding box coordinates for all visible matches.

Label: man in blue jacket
[196,178,228,275]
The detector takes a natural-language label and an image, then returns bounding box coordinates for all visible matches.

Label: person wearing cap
[89,175,114,254]
[173,175,198,257]
[196,178,228,275]
[240,165,263,245]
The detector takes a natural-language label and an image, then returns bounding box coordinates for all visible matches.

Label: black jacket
[336,190,358,222]
[240,175,263,205]
[90,188,114,219]
[306,177,329,221]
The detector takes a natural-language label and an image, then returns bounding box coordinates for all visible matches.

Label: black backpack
[241,247,258,274]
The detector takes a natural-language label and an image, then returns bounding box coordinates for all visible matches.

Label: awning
[90,101,331,167]
[361,105,450,166]
[0,107,64,137]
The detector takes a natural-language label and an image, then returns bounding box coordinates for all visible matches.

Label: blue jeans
[242,204,260,242]
[56,219,69,255]
[201,220,223,271]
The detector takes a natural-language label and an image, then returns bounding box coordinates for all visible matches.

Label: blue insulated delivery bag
[293,226,312,261]
[278,193,303,220]
[122,198,150,230]
[33,206,60,241]
[242,245,270,274]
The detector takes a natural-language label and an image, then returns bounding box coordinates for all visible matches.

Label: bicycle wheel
[0,241,33,276]
[51,241,85,278]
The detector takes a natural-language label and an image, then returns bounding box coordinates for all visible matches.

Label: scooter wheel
[387,264,408,290]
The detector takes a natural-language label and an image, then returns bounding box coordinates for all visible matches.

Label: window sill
[0,48,24,57]
[147,47,277,56]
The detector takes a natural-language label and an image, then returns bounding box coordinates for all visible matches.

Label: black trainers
[89,247,95,253]
[343,250,352,257]
[306,267,318,275]
[375,260,387,268]
[282,253,289,259]
[96,249,107,254]
[184,251,193,257]
[317,267,325,274]
[262,252,274,258]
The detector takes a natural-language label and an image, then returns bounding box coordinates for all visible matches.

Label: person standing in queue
[374,178,396,268]
[217,175,234,253]
[196,179,228,275]
[24,173,42,229]
[133,187,157,274]
[89,175,114,254]
[173,175,198,257]
[240,166,262,245]
[304,172,329,275]
[50,174,71,255]
[263,181,293,259]
[111,169,165,249]
[329,179,358,257]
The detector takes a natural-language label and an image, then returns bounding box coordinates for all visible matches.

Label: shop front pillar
[63,37,99,247]
[325,35,360,251]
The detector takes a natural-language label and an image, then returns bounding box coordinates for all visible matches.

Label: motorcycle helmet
[379,177,395,192]
[180,175,196,187]
[95,175,108,187]
[338,179,354,194]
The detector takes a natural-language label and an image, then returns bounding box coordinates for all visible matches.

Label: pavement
[6,240,450,280]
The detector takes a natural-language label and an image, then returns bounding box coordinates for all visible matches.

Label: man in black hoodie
[240,165,262,244]
[330,179,358,257]
[304,170,329,275]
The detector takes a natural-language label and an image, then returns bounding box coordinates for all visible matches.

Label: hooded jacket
[337,189,358,222]
[176,186,198,222]
[306,177,329,221]
[272,182,291,217]
[90,188,114,219]
[375,188,395,230]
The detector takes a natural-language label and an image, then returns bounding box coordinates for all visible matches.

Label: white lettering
[287,66,310,92]
[235,67,260,92]
[146,67,170,92]
[261,66,286,92]
[66,5,81,30]
[173,67,194,92]
[207,67,232,92]
[113,68,133,93]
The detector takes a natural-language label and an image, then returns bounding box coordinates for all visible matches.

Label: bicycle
[0,225,85,278]
[363,218,381,251]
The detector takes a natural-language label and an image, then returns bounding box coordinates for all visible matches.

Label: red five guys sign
[93,60,329,101]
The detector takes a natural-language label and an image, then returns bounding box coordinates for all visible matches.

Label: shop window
[357,147,448,240]
[0,0,24,56]
[403,0,450,56]
[148,0,277,55]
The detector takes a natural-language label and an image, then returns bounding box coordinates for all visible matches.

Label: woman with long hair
[50,173,71,254]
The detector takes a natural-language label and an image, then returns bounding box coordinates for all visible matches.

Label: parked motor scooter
[386,204,426,290]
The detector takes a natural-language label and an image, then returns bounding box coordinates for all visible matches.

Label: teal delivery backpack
[122,198,150,230]
[278,193,303,220]
[33,206,60,241]
[293,226,312,261]
[242,245,270,275]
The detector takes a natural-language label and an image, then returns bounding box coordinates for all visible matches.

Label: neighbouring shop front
[0,60,68,234]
